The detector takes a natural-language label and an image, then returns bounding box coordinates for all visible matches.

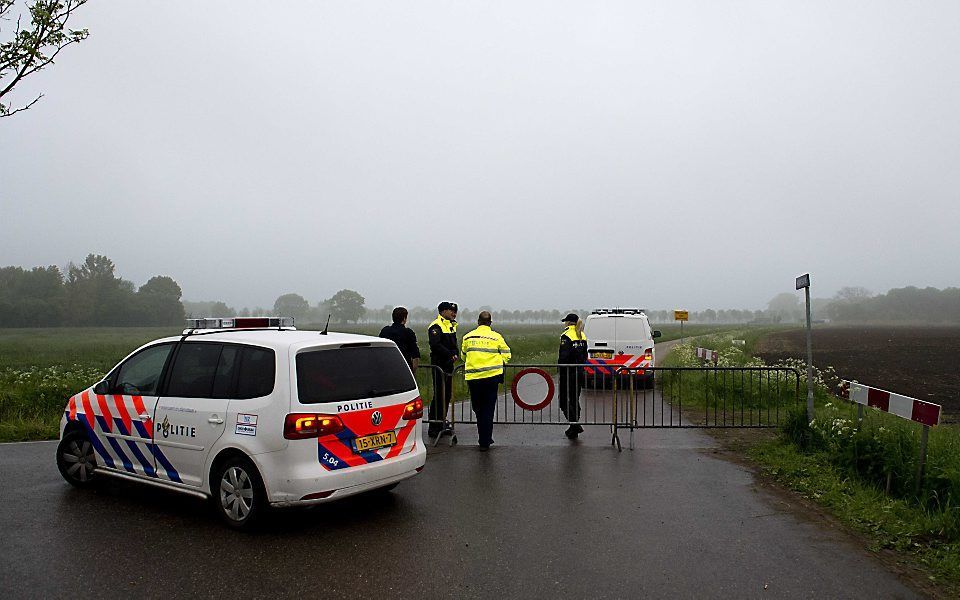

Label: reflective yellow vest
[428,315,458,335]
[561,325,586,343]
[460,325,512,381]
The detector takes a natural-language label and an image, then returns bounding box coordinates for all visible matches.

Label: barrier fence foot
[611,428,622,452]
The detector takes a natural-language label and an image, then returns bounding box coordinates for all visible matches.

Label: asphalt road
[1,440,921,597]
[0,340,921,599]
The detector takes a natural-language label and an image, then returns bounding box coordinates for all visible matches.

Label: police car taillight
[283,413,344,439]
[186,317,295,330]
[644,349,653,361]
[402,397,423,420]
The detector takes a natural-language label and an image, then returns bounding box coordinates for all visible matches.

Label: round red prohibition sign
[511,368,555,411]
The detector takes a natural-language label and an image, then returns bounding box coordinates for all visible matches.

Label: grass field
[0,322,742,442]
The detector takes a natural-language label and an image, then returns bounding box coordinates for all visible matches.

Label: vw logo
[371,411,382,426]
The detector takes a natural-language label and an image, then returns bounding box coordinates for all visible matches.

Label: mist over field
[1,1,959,313]
[1,252,958,327]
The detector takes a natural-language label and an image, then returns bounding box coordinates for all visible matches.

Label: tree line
[823,286,960,324]
[0,254,184,327]
[4,256,956,327]
[184,289,368,325]
[184,287,960,328]
[763,286,960,325]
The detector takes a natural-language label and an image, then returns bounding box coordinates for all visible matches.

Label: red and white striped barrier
[843,381,941,427]
[695,347,718,364]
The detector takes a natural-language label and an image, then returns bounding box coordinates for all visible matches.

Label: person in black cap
[427,301,459,438]
[379,306,420,371]
[558,312,588,439]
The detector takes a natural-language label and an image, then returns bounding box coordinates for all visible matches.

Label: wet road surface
[1,425,919,599]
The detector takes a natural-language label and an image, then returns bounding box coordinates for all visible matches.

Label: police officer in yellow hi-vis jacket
[460,311,511,451]
[558,313,588,439]
[427,302,459,438]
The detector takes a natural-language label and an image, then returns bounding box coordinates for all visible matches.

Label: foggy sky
[2,1,958,311]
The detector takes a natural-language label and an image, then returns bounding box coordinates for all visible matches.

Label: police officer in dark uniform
[427,301,458,438]
[558,313,588,439]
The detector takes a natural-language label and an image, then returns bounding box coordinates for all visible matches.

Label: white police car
[56,317,426,528]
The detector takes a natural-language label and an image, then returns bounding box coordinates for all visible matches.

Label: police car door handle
[138,413,150,420]
[208,416,224,424]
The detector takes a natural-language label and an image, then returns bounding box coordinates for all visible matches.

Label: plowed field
[755,326,960,422]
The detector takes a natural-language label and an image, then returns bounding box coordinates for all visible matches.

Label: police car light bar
[592,308,646,315]
[185,317,295,330]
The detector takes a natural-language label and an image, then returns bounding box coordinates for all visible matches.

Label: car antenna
[320,314,331,335]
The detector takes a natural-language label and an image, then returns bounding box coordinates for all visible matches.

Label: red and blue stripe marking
[66,390,180,483]
[315,404,418,471]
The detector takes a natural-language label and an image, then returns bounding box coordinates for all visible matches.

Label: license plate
[592,351,614,359]
[354,431,397,453]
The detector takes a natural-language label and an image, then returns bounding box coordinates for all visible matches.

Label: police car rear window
[296,346,415,404]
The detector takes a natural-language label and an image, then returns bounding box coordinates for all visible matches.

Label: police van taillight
[284,413,344,439]
[644,349,653,361]
[402,397,424,420]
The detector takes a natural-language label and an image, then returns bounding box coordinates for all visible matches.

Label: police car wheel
[56,430,97,487]
[213,457,266,528]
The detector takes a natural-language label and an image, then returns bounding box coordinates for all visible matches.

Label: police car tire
[212,456,267,529]
[56,429,98,488]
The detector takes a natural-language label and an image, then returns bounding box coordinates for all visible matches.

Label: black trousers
[558,367,582,423]
[429,367,453,434]
[467,377,499,447]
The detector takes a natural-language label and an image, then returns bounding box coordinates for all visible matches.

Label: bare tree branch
[0,89,39,116]
[0,1,89,118]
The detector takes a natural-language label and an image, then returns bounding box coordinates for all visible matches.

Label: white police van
[56,317,426,528]
[583,308,661,388]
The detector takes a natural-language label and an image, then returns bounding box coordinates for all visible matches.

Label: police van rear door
[618,316,652,367]
[586,316,616,360]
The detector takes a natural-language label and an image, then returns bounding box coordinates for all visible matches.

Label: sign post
[674,310,688,344]
[796,273,814,422]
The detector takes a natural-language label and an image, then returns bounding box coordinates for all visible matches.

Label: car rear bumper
[258,441,427,507]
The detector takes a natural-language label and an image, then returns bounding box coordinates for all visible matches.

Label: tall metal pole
[804,284,815,422]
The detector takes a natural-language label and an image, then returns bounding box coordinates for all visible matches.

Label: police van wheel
[213,456,266,529]
[643,374,656,390]
[56,429,98,487]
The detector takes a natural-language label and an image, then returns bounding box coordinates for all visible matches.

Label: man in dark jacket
[427,301,458,438]
[379,306,420,371]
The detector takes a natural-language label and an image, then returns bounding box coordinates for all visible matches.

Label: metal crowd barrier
[417,364,802,451]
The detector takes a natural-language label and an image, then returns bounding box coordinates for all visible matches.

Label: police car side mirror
[652,330,662,339]
[93,380,110,395]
